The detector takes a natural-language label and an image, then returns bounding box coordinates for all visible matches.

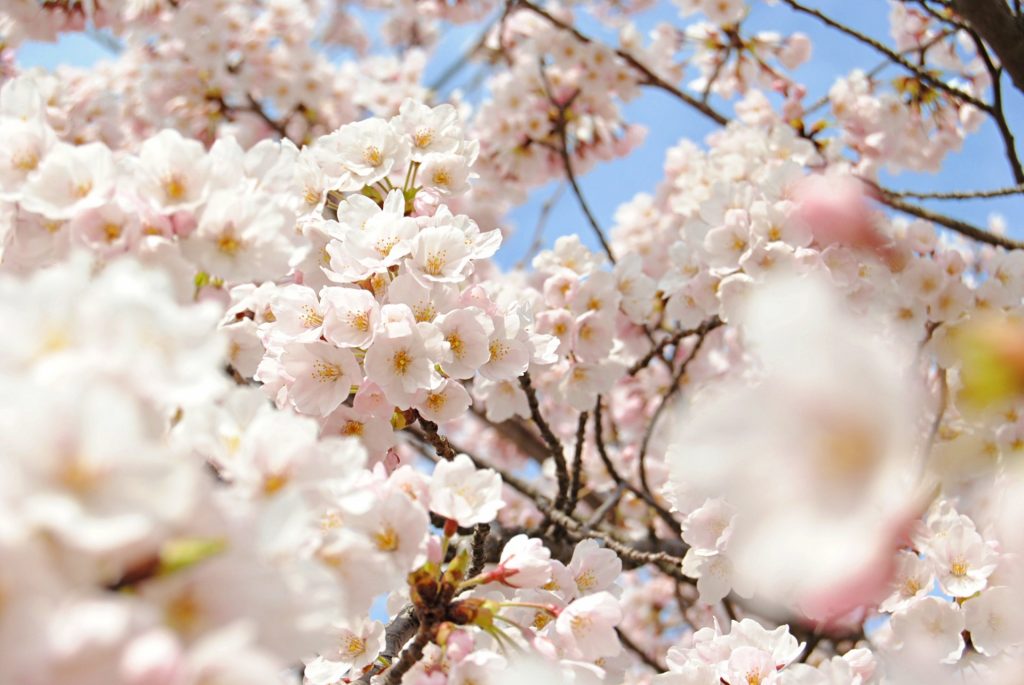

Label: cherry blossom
[5,2,1024,683]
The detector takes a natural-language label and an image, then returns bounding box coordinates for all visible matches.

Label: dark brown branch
[963,27,1024,184]
[882,184,1024,199]
[876,191,1024,250]
[383,626,431,685]
[628,317,723,376]
[468,523,491,578]
[418,415,458,461]
[952,0,1024,98]
[518,372,571,512]
[594,398,683,537]
[565,411,589,517]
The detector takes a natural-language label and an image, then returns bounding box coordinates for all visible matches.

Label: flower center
[413,128,434,149]
[163,174,187,201]
[73,180,93,198]
[312,360,342,383]
[302,305,324,328]
[392,349,412,375]
[447,333,464,358]
[363,145,383,167]
[425,250,447,276]
[373,525,400,552]
[341,634,367,658]
[348,311,370,332]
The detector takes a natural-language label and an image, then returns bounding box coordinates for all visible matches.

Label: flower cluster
[5,1,1024,684]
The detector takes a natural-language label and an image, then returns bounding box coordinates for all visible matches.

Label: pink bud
[169,210,197,238]
[792,174,885,252]
[354,381,392,418]
[779,33,812,70]
[413,187,441,217]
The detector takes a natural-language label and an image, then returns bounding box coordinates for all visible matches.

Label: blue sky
[16,1,1024,265]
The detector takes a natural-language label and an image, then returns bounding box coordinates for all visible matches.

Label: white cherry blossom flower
[392,99,462,162]
[281,341,361,416]
[926,521,998,598]
[963,586,1024,656]
[495,534,553,589]
[182,189,295,283]
[889,596,965,664]
[428,453,504,527]
[306,619,384,684]
[20,142,115,219]
[555,591,622,661]
[321,286,380,348]
[415,378,471,424]
[132,128,211,213]
[312,118,410,190]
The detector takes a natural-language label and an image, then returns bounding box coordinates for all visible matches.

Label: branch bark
[952,0,1024,97]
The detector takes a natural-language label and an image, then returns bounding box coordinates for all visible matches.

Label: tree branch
[952,0,1024,97]
[875,190,1024,250]
[594,398,683,537]
[418,415,458,461]
[780,0,989,112]
[537,66,617,264]
[616,626,667,673]
[518,372,571,513]
[881,183,1024,199]
[628,317,723,376]
[637,318,719,496]
[963,26,1024,184]
[354,605,419,685]
[468,523,491,578]
[565,411,589,517]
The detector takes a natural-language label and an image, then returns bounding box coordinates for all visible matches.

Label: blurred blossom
[668,271,929,620]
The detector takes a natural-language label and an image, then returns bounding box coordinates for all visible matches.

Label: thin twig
[245,94,293,140]
[616,626,667,673]
[881,184,1024,199]
[628,317,723,376]
[518,372,571,512]
[594,398,683,536]
[428,11,501,95]
[565,411,589,517]
[516,182,567,269]
[582,482,625,533]
[537,64,617,263]
[637,318,719,496]
[407,428,690,577]
[876,191,1024,250]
